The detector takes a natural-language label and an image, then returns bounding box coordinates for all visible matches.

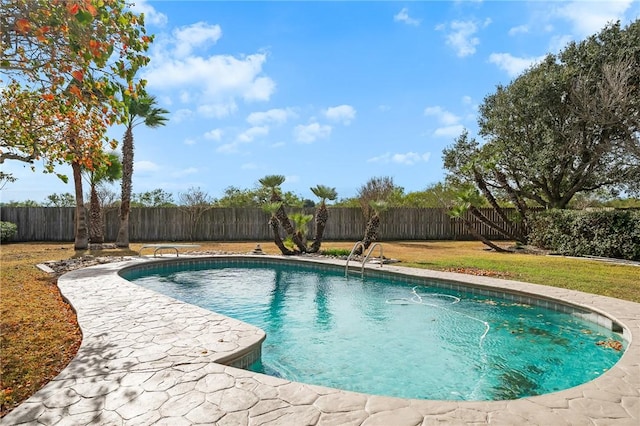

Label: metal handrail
[363,243,384,270]
[345,241,384,278]
[345,241,365,277]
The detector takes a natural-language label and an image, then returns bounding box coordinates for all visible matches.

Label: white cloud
[368,152,431,165]
[197,102,237,119]
[324,105,356,125]
[434,124,465,138]
[509,25,529,36]
[146,53,274,100]
[184,138,196,146]
[134,160,160,172]
[171,167,198,177]
[424,106,460,126]
[216,143,239,154]
[294,122,332,144]
[247,108,297,126]
[144,31,276,119]
[179,91,191,103]
[237,126,269,143]
[128,0,168,26]
[488,53,545,77]
[172,108,193,123]
[173,22,222,58]
[462,96,472,105]
[440,20,481,57]
[554,0,632,37]
[204,129,223,141]
[394,7,421,26]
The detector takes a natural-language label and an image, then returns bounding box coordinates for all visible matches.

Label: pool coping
[3,255,639,425]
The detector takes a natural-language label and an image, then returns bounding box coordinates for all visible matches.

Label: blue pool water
[124,259,625,401]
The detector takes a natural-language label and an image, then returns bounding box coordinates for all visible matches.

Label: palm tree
[259,175,306,253]
[116,94,169,248]
[262,202,294,255]
[308,185,337,253]
[360,200,388,252]
[449,188,508,252]
[84,152,122,245]
[290,212,314,246]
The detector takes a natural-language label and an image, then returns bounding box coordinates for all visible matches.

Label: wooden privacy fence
[1,207,524,242]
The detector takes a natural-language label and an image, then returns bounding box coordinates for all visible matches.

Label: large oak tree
[444,20,640,220]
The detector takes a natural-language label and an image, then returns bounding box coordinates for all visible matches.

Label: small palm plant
[308,185,337,253]
[290,212,314,246]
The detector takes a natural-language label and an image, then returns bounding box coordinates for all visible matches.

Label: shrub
[320,248,351,257]
[1,221,18,243]
[528,209,640,261]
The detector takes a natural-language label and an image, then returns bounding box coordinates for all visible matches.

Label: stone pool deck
[3,255,639,425]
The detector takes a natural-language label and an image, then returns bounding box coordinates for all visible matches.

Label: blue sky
[3,0,640,203]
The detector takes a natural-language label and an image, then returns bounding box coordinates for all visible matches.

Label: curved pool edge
[3,255,639,425]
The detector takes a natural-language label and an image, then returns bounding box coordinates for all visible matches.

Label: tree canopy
[0,0,153,178]
[444,20,640,211]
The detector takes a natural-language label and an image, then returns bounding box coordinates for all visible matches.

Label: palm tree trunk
[468,206,521,242]
[269,191,306,253]
[461,217,508,252]
[270,216,294,255]
[116,127,133,248]
[72,161,88,250]
[308,204,328,253]
[88,183,104,244]
[358,214,380,254]
[276,206,306,252]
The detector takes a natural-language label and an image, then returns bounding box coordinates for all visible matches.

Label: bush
[1,221,18,243]
[528,209,640,261]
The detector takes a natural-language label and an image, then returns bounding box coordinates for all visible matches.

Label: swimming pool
[123,258,626,401]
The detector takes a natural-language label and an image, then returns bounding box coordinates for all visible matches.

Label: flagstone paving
[3,256,639,425]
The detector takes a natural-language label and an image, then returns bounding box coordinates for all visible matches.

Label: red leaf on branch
[67,3,79,15]
[85,3,97,17]
[15,19,31,33]
[71,70,84,82]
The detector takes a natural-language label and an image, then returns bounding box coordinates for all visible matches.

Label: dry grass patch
[1,243,82,415]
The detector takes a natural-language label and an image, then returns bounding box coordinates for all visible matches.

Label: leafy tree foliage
[179,186,212,241]
[212,185,305,207]
[0,200,40,207]
[2,0,153,249]
[445,20,640,213]
[0,0,153,179]
[131,188,175,207]
[443,20,640,248]
[44,192,75,207]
